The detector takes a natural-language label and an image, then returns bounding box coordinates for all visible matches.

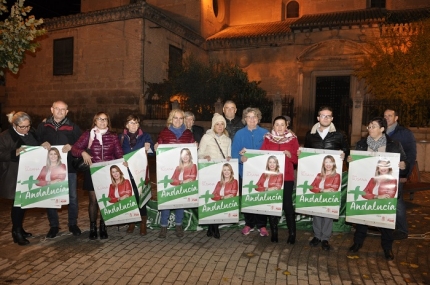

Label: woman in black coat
[0,112,39,245]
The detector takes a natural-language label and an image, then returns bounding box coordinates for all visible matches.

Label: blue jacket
[119,129,155,156]
[387,124,416,177]
[232,125,267,177]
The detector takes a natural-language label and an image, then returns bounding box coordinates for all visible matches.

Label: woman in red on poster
[362,159,397,200]
[211,163,238,201]
[170,148,197,186]
[256,156,284,192]
[36,147,67,186]
[108,165,132,203]
[310,155,341,193]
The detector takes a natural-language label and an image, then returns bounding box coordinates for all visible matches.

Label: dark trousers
[11,206,26,229]
[354,224,394,250]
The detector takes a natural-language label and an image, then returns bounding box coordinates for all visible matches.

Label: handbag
[71,149,90,172]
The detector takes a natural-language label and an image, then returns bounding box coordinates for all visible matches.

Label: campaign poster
[91,159,141,226]
[241,150,285,216]
[156,144,199,210]
[295,148,343,219]
[198,159,240,224]
[346,150,399,229]
[123,148,151,208]
[15,145,68,209]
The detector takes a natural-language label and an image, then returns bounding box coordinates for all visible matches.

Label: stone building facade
[3,0,430,143]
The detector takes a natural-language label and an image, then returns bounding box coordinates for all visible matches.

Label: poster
[295,148,343,219]
[123,148,151,208]
[156,144,199,210]
[346,150,399,229]
[91,159,141,226]
[198,159,240,224]
[15,145,68,209]
[241,150,285,216]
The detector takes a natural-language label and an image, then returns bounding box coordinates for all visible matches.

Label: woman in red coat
[36,147,67,186]
[170,148,197,185]
[260,116,299,243]
[155,108,195,239]
[212,163,238,201]
[256,156,284,191]
[108,165,132,203]
[362,159,397,200]
[310,155,341,193]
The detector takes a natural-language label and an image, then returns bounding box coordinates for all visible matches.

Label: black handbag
[71,150,90,172]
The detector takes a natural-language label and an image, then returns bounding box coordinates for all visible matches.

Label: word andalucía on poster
[241,149,285,216]
[346,150,399,229]
[91,158,141,226]
[156,143,199,210]
[198,159,239,224]
[15,145,69,209]
[295,148,343,219]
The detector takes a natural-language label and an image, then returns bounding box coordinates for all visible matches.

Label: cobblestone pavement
[0,174,429,285]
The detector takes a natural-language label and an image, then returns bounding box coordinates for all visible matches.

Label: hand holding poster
[15,146,68,209]
[91,159,141,226]
[123,147,151,208]
[295,148,343,219]
[346,150,399,229]
[156,144,199,210]
[198,159,239,224]
[241,150,284,216]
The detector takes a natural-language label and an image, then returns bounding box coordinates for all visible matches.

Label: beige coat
[198,129,231,159]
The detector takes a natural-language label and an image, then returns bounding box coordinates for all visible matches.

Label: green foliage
[145,56,271,121]
[0,0,46,76]
[355,19,430,126]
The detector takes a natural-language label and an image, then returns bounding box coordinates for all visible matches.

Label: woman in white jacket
[198,113,232,238]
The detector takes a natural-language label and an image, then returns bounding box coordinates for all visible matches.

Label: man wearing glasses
[36,101,82,238]
[384,109,416,240]
[304,106,349,251]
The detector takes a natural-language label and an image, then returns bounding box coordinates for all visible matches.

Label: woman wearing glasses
[155,109,195,238]
[71,112,123,240]
[347,117,407,260]
[0,111,39,245]
[120,115,154,236]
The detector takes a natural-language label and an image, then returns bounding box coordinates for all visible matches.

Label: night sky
[22,0,81,19]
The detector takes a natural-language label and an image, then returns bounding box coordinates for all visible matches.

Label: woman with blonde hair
[310,155,341,193]
[36,147,67,186]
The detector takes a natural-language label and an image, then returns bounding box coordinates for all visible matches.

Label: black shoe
[69,225,81,236]
[349,243,362,253]
[393,230,408,240]
[213,225,220,239]
[321,240,330,251]
[384,249,394,260]
[309,237,321,247]
[21,229,32,238]
[287,234,295,244]
[99,220,108,239]
[12,228,30,246]
[46,227,59,238]
[89,222,97,240]
[206,225,213,237]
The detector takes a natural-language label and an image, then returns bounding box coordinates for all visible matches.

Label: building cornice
[43,2,204,46]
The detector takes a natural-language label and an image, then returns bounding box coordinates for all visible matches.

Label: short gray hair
[242,107,262,124]
[184,111,195,120]
[8,111,31,125]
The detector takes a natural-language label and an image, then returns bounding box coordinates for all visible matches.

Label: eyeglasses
[246,116,257,120]
[319,115,333,119]
[127,121,138,125]
[16,125,31,130]
[53,107,67,112]
[173,117,184,120]
[97,117,108,122]
[367,125,380,130]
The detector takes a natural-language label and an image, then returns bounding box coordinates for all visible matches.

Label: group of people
[0,100,416,261]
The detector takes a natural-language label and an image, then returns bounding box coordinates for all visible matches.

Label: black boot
[286,214,296,244]
[99,220,108,239]
[206,225,213,237]
[269,216,278,243]
[89,222,97,240]
[12,227,30,246]
[213,224,220,239]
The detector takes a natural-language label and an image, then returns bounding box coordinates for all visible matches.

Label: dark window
[168,45,182,79]
[286,1,299,18]
[213,0,219,17]
[53,37,74,75]
[370,0,386,8]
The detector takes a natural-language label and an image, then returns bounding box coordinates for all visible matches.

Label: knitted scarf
[169,124,186,139]
[264,130,297,144]
[367,135,387,152]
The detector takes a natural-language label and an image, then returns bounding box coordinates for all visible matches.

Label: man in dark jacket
[223,100,244,141]
[184,111,204,144]
[37,101,82,238]
[384,109,416,240]
[304,106,349,251]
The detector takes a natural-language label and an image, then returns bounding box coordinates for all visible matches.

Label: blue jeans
[160,209,184,227]
[396,182,408,234]
[47,173,78,227]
